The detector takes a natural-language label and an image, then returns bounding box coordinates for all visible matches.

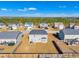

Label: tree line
[0,17,79,26]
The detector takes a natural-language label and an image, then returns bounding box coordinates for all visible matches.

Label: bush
[8,42,15,46]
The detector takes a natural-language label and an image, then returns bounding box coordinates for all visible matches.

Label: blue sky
[0,1,79,17]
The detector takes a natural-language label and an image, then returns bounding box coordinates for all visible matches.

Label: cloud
[28,7,37,11]
[17,8,27,12]
[58,5,67,8]
[0,8,8,11]
[17,7,37,12]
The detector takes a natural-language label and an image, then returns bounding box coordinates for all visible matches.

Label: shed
[29,30,48,43]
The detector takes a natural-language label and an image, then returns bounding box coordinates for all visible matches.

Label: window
[41,37,46,39]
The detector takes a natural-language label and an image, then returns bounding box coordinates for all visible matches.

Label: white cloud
[28,7,37,11]
[17,7,37,12]
[17,8,27,11]
[58,5,67,8]
[0,8,8,11]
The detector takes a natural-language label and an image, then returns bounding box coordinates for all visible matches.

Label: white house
[8,23,18,30]
[24,22,33,30]
[0,23,6,29]
[74,25,79,30]
[29,30,48,43]
[58,29,79,45]
[39,23,48,29]
[69,23,75,29]
[54,22,62,28]
[18,23,24,27]
[54,22,64,30]
[0,31,23,46]
[58,24,65,30]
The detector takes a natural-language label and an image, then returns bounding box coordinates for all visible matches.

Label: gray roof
[29,30,47,35]
[25,22,33,27]
[8,23,18,26]
[40,23,47,24]
[0,31,22,39]
[61,28,79,35]
[0,23,5,26]
[25,22,33,25]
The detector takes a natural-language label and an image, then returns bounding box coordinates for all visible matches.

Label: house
[69,23,75,29]
[39,23,48,29]
[58,29,79,45]
[29,30,48,43]
[54,22,64,30]
[74,25,79,30]
[54,22,61,28]
[58,23,65,30]
[24,22,33,29]
[8,23,18,30]
[18,23,24,27]
[0,31,23,46]
[0,23,6,29]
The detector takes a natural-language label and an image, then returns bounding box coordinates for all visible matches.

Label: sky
[0,1,79,17]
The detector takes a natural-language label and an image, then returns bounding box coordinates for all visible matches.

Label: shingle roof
[29,30,47,35]
[61,28,79,35]
[0,31,22,39]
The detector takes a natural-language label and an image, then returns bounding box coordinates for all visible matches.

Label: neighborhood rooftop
[29,30,47,35]
[40,23,47,24]
[0,23,5,25]
[25,22,33,24]
[0,31,22,39]
[61,28,79,35]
